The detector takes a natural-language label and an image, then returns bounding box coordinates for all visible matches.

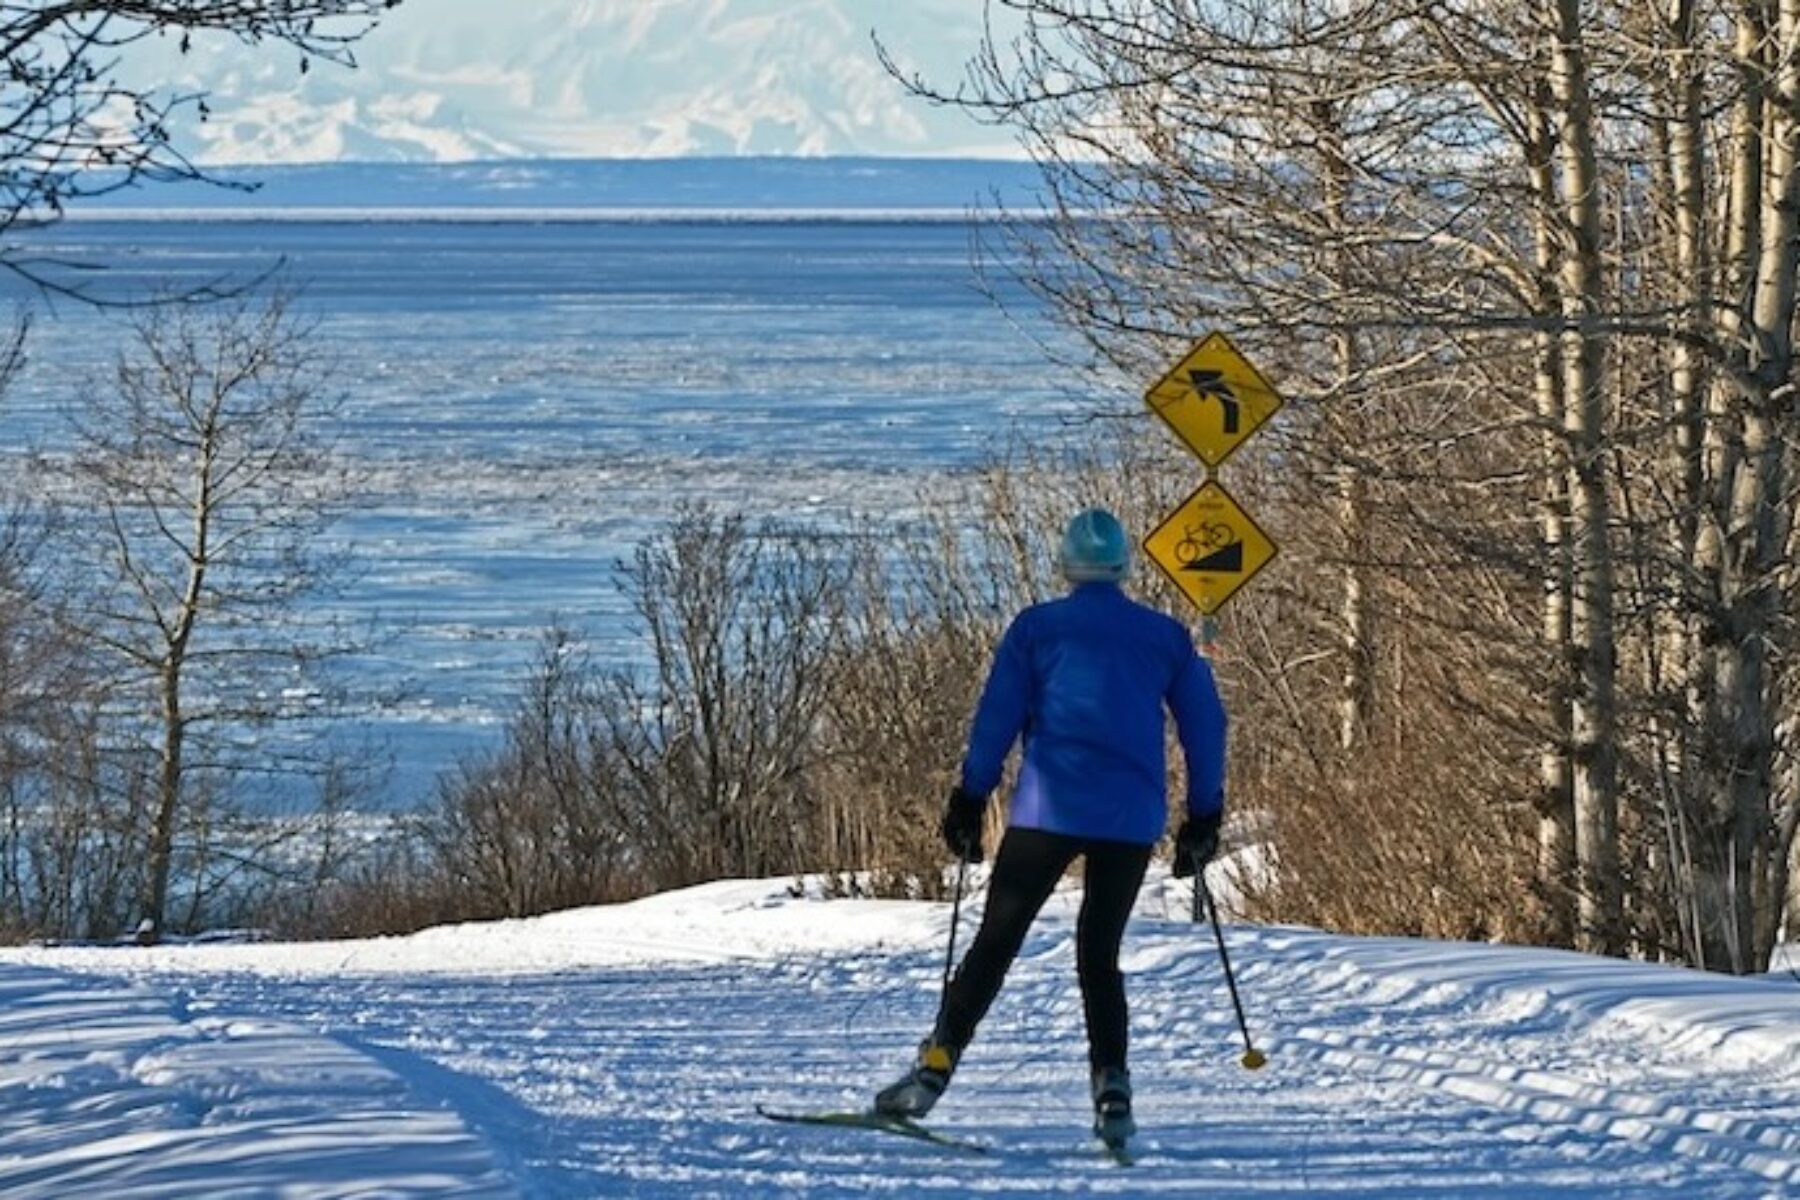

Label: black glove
[940,786,987,864]
[1171,810,1221,878]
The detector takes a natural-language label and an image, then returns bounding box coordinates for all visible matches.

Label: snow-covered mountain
[123,0,1019,164]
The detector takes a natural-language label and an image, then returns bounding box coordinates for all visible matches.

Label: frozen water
[2,215,1085,807]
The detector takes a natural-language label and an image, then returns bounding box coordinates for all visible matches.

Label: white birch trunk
[1656,0,1709,964]
[1689,3,1763,972]
[1689,0,1800,973]
[1549,0,1623,956]
[1313,98,1375,755]
[1786,813,1800,947]
[1771,713,1800,955]
[1738,0,1800,970]
[1528,85,1576,947]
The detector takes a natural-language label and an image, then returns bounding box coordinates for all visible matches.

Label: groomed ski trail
[3,876,1798,1196]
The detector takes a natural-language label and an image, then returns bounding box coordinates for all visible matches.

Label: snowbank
[1264,927,1800,1078]
[2,879,941,980]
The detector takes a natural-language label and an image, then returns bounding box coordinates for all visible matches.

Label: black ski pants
[934,826,1153,1074]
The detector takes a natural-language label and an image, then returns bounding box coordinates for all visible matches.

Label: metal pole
[1200,614,1221,659]
[1197,863,1267,1070]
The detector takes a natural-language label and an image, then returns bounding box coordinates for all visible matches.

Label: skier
[875,508,1228,1147]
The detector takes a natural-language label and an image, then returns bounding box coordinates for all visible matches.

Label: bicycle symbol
[1175,521,1236,566]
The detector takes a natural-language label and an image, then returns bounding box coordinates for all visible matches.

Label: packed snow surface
[0,967,510,1197]
[4,873,1799,1196]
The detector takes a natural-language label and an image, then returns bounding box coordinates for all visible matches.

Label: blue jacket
[959,582,1227,845]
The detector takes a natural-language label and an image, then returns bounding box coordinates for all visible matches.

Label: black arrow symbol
[1188,369,1240,434]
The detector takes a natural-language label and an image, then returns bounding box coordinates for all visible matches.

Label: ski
[1098,1137,1136,1167]
[755,1105,990,1154]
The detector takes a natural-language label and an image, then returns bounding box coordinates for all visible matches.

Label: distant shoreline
[54,157,1056,221]
[59,206,1060,225]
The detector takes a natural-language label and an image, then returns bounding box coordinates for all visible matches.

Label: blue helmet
[1060,508,1130,583]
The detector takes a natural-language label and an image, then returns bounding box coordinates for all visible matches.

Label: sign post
[1142,332,1283,643]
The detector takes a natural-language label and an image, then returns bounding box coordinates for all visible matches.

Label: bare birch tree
[1689,0,1800,971]
[51,294,357,942]
[1538,0,1625,956]
[886,0,1800,969]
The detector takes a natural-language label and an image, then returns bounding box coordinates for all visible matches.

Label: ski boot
[1091,1065,1136,1147]
[873,1039,959,1119]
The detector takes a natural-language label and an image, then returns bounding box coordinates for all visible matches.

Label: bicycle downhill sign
[1142,331,1283,617]
[1143,482,1278,616]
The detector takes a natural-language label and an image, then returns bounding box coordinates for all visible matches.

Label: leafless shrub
[416,631,643,920]
[45,292,364,941]
[313,424,1550,944]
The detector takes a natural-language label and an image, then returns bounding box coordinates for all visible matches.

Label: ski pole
[1194,858,1267,1071]
[937,855,969,1015]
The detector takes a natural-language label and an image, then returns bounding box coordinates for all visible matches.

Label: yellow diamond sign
[1145,332,1285,467]
[1144,481,1278,615]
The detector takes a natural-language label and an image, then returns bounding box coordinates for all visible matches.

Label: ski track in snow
[4,876,1799,1197]
[0,967,512,1198]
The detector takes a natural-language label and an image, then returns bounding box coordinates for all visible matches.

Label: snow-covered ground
[4,874,1799,1197]
[0,966,511,1197]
